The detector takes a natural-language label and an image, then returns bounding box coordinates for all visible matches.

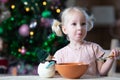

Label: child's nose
[77,24,82,29]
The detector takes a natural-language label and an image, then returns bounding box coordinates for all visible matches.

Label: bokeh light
[11,4,15,9]
[25,7,30,12]
[56,8,61,13]
[43,1,47,6]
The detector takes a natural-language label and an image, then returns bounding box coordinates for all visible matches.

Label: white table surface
[0,75,120,80]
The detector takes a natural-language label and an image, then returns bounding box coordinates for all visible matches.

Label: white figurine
[38,60,56,78]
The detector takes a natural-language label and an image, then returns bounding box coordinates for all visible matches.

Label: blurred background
[0,0,120,76]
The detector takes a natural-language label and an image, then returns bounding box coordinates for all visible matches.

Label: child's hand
[109,48,120,59]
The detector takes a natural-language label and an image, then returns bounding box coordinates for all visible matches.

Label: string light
[43,1,47,6]
[11,5,15,9]
[18,48,21,52]
[25,7,30,12]
[56,8,61,13]
[24,2,28,5]
[30,31,34,36]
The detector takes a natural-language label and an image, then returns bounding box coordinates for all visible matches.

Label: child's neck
[69,41,84,50]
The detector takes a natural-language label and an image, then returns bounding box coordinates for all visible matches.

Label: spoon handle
[98,55,114,61]
[104,55,114,59]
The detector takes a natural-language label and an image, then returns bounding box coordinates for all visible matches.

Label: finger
[111,50,117,57]
[114,49,120,57]
[111,50,116,55]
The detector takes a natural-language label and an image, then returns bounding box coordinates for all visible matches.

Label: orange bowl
[55,62,88,79]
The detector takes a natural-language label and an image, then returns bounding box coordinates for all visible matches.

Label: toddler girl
[52,7,120,76]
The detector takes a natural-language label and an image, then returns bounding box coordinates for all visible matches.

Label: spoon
[98,55,114,61]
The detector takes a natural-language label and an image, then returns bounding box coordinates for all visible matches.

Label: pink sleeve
[92,43,105,59]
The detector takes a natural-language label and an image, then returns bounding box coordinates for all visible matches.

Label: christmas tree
[0,0,68,62]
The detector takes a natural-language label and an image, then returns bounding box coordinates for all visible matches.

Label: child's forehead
[69,10,84,16]
[69,9,84,14]
[65,11,86,20]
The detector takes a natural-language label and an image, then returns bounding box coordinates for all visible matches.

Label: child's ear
[62,26,67,34]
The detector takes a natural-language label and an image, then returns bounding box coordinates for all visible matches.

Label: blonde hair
[52,7,95,36]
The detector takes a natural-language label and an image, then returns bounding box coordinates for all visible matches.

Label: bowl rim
[55,62,89,66]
